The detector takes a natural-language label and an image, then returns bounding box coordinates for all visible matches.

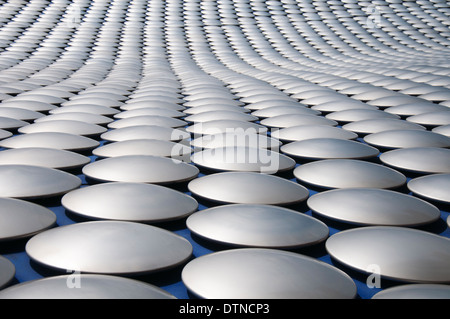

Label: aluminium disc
[62,182,198,223]
[293,159,406,189]
[82,155,199,185]
[25,221,193,275]
[307,188,440,226]
[186,204,328,249]
[187,171,309,205]
[326,226,450,283]
[0,197,56,242]
[181,248,356,299]
[0,274,176,299]
[0,164,81,199]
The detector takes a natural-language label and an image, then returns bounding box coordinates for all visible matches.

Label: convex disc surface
[187,204,328,249]
[0,256,15,290]
[326,226,450,283]
[281,138,379,160]
[0,148,90,170]
[83,155,199,185]
[372,284,450,299]
[25,221,193,275]
[307,188,440,226]
[0,165,81,199]
[407,174,450,204]
[0,197,56,241]
[62,182,198,223]
[294,159,406,189]
[181,248,356,299]
[188,172,309,205]
[0,274,176,299]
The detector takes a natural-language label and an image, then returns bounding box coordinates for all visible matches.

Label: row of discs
[0,0,449,299]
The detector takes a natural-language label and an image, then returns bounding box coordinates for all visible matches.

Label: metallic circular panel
[342,119,426,135]
[186,120,267,135]
[326,226,450,283]
[260,114,338,129]
[108,116,187,129]
[407,111,450,127]
[372,284,450,299]
[62,182,198,223]
[190,132,281,150]
[83,155,199,185]
[271,125,358,142]
[0,132,100,152]
[186,204,328,249]
[325,109,399,123]
[188,172,309,205]
[251,105,320,118]
[0,129,12,140]
[308,188,440,226]
[0,165,81,199]
[0,197,56,241]
[294,159,406,189]
[18,120,107,137]
[35,112,113,126]
[100,126,190,142]
[185,111,258,123]
[281,138,379,160]
[0,256,15,290]
[380,148,450,174]
[433,125,450,138]
[0,148,90,170]
[50,104,120,116]
[364,130,450,149]
[0,274,176,299]
[407,174,450,204]
[181,248,356,299]
[114,108,184,119]
[25,221,193,275]
[0,107,45,121]
[191,146,295,174]
[0,117,28,130]
[93,139,191,160]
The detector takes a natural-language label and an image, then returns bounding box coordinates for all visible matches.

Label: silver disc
[0,165,81,199]
[187,204,328,249]
[407,174,450,204]
[364,130,450,149]
[308,188,440,226]
[188,172,309,205]
[0,197,56,241]
[0,274,176,299]
[380,147,450,174]
[326,226,450,283]
[342,118,426,135]
[190,132,281,150]
[0,132,100,152]
[92,139,191,160]
[62,182,198,223]
[83,155,199,185]
[25,221,193,275]
[181,248,356,299]
[0,256,15,290]
[191,146,295,174]
[0,148,90,170]
[186,120,267,135]
[270,125,358,142]
[18,120,107,137]
[372,284,450,299]
[294,159,406,189]
[100,126,190,142]
[0,129,12,140]
[281,138,379,160]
